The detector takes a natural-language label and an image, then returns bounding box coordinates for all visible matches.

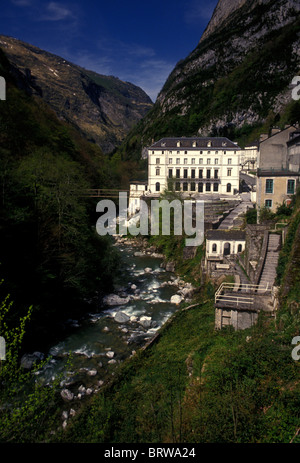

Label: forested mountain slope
[0,35,153,154]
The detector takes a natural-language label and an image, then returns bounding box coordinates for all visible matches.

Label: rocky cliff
[0,35,153,154]
[118,0,300,159]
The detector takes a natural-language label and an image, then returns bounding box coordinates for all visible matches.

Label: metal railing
[215,282,271,307]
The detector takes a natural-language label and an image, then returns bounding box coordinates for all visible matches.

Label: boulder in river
[144,268,152,273]
[102,294,130,306]
[138,316,152,329]
[106,351,115,359]
[114,311,130,324]
[170,295,183,305]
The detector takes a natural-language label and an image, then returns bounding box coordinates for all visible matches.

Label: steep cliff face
[119,0,300,160]
[200,0,250,42]
[0,35,153,153]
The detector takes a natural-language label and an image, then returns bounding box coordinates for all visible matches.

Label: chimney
[259,133,268,142]
[271,127,281,136]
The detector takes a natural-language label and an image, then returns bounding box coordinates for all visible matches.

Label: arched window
[156,182,160,192]
[212,243,217,253]
[227,183,232,193]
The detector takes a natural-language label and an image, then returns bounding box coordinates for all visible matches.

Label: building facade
[257,126,300,213]
[128,181,148,216]
[148,137,241,196]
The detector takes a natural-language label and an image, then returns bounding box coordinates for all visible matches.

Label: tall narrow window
[198,183,203,193]
[265,199,272,208]
[156,182,160,192]
[156,158,160,165]
[206,183,211,192]
[214,170,219,179]
[168,169,173,179]
[191,169,195,179]
[183,182,188,192]
[214,183,219,192]
[156,168,160,176]
[265,179,274,194]
[227,169,232,177]
[287,179,295,195]
[184,169,188,179]
[176,169,180,179]
[206,169,211,179]
[199,169,203,179]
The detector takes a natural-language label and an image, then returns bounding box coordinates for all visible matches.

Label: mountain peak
[200,0,268,42]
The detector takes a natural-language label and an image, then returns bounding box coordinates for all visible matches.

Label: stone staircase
[259,234,281,290]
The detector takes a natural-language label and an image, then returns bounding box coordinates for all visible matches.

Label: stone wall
[215,307,259,330]
[245,224,269,283]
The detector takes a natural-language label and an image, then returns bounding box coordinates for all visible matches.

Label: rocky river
[28,237,195,423]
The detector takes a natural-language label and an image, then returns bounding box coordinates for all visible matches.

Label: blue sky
[0,0,218,101]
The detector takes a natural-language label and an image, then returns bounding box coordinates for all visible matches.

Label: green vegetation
[0,49,124,352]
[0,289,63,442]
[57,293,300,443]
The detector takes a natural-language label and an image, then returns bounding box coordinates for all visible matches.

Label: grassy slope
[58,200,300,444]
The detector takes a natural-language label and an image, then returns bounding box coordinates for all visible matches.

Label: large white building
[147,137,241,196]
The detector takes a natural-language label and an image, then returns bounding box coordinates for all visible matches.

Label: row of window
[210,243,243,254]
[155,182,233,193]
[155,158,234,165]
[265,179,295,195]
[152,150,235,155]
[155,168,233,178]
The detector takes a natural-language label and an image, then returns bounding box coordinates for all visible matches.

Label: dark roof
[130,181,148,185]
[207,230,246,241]
[149,137,240,150]
[257,169,300,177]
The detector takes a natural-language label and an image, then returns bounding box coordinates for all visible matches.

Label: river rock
[134,251,145,257]
[171,295,183,305]
[87,369,97,376]
[179,287,195,298]
[61,389,74,401]
[102,294,130,306]
[131,284,137,290]
[114,311,130,323]
[20,352,44,369]
[62,411,68,420]
[106,351,115,359]
[108,359,117,364]
[102,326,110,332]
[70,409,76,417]
[138,316,152,329]
[144,268,152,273]
[166,262,176,272]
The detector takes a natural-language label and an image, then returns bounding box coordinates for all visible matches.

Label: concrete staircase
[259,234,281,290]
